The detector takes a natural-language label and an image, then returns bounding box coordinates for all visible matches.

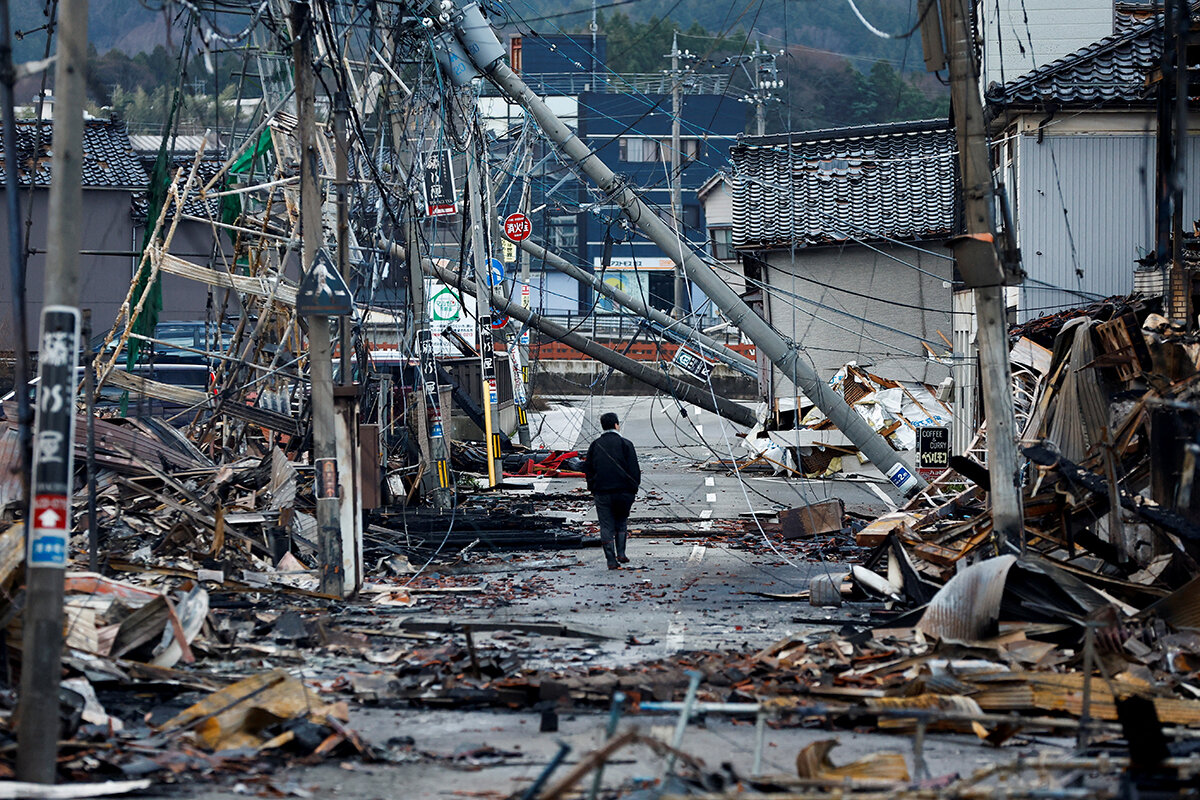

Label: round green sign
[430,288,462,322]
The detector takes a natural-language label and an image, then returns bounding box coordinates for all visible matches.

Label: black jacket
[585,430,640,494]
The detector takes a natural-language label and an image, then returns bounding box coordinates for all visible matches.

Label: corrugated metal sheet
[917,555,1017,641]
[1014,133,1200,321]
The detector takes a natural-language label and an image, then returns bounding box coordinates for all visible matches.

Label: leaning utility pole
[929,0,1025,547]
[17,0,87,783]
[516,236,756,376]
[513,151,534,447]
[454,9,925,498]
[383,237,760,427]
[293,2,343,595]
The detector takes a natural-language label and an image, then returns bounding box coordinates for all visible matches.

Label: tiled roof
[729,120,958,250]
[0,119,148,188]
[986,10,1171,108]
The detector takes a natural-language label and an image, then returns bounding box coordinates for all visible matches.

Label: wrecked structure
[0,0,1199,798]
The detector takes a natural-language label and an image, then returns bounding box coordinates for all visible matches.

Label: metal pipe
[662,670,702,781]
[521,741,572,800]
[380,238,758,428]
[471,55,923,498]
[517,237,755,376]
[587,691,626,800]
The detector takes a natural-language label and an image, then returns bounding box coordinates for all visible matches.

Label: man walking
[585,412,641,570]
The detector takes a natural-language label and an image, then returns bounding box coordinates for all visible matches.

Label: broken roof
[0,119,148,189]
[729,119,957,250]
[985,8,1179,108]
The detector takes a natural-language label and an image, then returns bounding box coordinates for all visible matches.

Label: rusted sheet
[917,555,1017,641]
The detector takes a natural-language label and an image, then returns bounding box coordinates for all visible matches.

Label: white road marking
[705,476,715,486]
[687,544,707,565]
[699,509,712,519]
[695,424,703,436]
[705,493,717,503]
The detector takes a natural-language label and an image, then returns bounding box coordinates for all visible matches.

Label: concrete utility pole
[466,134,503,486]
[458,28,925,498]
[17,0,87,783]
[292,2,343,595]
[331,89,362,593]
[409,211,453,505]
[665,32,690,319]
[744,42,782,137]
[1159,0,1191,325]
[939,0,1025,547]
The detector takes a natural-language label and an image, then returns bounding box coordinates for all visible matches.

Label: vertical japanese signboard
[28,307,80,568]
[917,426,950,481]
[422,150,458,217]
[417,329,451,490]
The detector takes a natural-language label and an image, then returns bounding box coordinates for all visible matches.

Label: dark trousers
[595,491,635,566]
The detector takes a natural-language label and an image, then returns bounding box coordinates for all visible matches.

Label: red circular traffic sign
[503,213,532,242]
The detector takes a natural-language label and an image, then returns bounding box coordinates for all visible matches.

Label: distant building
[0,119,149,345]
[0,120,226,348]
[985,5,1200,321]
[729,120,958,409]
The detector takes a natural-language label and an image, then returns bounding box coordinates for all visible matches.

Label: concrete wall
[757,241,954,399]
[980,0,1113,89]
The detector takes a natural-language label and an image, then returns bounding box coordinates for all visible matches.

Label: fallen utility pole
[381,238,757,428]
[292,1,344,596]
[17,0,87,783]
[936,0,1025,548]
[516,237,756,376]
[452,14,923,497]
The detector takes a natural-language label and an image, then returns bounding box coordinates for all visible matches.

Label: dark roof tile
[730,120,957,249]
[985,9,1183,108]
[0,119,148,189]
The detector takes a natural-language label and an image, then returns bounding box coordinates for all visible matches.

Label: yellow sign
[502,240,517,263]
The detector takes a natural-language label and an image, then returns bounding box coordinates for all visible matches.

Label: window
[619,137,660,162]
[509,37,522,72]
[663,138,700,162]
[548,214,578,251]
[709,227,734,261]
